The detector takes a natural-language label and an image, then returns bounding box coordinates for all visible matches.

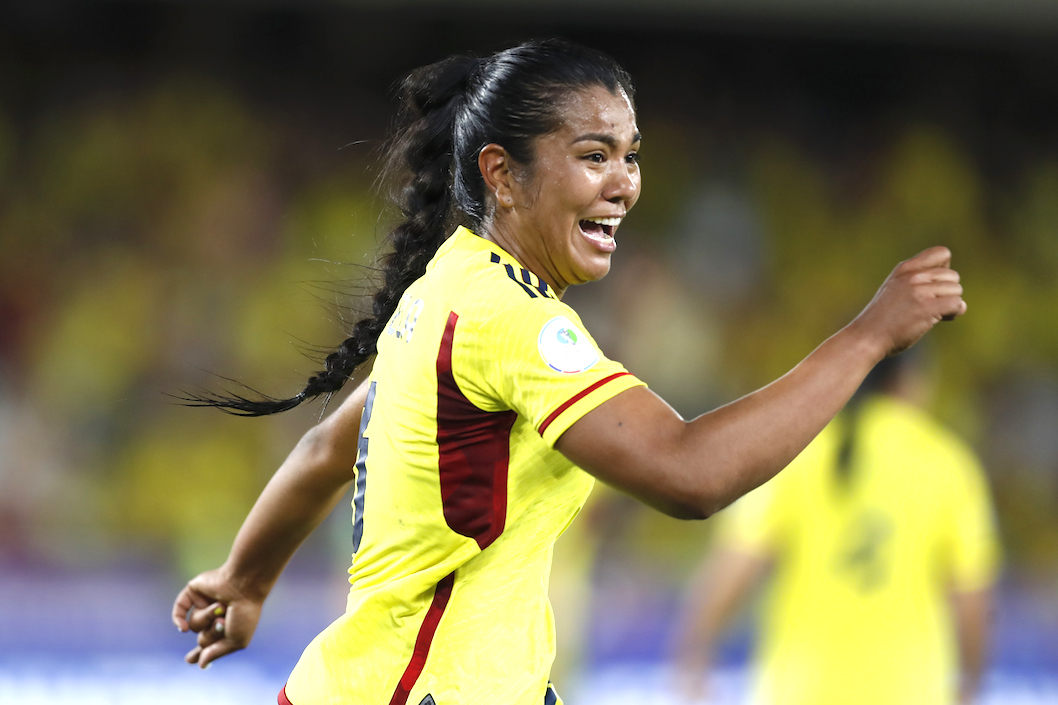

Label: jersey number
[352,381,377,553]
[836,510,893,592]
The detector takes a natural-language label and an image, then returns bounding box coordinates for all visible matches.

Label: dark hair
[834,354,909,486]
[184,39,635,415]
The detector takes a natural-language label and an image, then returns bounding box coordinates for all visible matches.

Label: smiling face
[481,84,642,296]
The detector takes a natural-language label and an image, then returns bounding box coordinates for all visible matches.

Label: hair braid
[184,40,634,416]
[182,55,477,415]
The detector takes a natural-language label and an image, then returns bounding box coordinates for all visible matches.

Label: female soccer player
[172,39,966,705]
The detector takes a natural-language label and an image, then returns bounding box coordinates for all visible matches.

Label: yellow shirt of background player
[718,396,1001,705]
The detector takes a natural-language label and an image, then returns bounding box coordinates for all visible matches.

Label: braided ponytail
[185,40,634,416]
[183,55,480,415]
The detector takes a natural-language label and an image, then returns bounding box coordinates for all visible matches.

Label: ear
[478,143,516,209]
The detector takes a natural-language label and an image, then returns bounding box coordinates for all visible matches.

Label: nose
[603,161,640,205]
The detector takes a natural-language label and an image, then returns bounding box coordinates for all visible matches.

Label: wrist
[219,561,272,604]
[835,317,890,369]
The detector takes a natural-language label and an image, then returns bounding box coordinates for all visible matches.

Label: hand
[172,567,263,668]
[851,246,966,358]
[671,660,714,705]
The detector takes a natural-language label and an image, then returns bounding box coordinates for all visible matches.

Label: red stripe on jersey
[436,311,515,550]
[389,571,456,705]
[277,685,293,705]
[537,372,633,436]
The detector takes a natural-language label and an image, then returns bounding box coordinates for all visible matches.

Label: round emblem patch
[538,316,599,373]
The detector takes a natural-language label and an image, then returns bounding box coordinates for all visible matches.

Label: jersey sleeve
[941,445,1002,592]
[454,297,645,448]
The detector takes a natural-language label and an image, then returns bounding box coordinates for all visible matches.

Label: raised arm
[171,376,370,668]
[558,247,965,519]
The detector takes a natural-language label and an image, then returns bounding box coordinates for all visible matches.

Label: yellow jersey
[283,226,644,705]
[718,395,1001,705]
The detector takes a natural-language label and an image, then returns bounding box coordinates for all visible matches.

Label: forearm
[954,587,994,703]
[562,322,882,519]
[560,246,964,518]
[679,322,881,513]
[219,379,369,601]
[676,548,770,662]
[171,378,368,667]
[221,437,354,601]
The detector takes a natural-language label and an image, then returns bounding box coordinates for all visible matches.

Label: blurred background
[2,1,1057,703]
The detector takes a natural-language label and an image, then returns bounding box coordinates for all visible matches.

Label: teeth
[585,217,622,227]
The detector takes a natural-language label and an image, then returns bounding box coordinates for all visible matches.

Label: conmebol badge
[538,316,598,373]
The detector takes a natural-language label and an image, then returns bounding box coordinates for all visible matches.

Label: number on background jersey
[835,510,893,592]
[352,381,377,553]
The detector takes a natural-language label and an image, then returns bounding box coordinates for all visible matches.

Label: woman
[172,40,965,705]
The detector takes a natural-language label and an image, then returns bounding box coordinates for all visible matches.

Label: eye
[583,152,606,163]
[625,151,640,165]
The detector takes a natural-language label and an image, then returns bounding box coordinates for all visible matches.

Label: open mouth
[579,217,620,249]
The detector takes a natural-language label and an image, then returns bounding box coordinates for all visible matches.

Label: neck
[478,214,566,299]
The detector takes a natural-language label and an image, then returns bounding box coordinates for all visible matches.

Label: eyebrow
[571,132,642,147]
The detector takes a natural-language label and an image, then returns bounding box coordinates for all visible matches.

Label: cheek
[569,173,607,207]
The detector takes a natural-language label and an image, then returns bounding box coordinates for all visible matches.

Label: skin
[952,587,995,705]
[172,375,370,667]
[173,82,967,667]
[479,85,641,296]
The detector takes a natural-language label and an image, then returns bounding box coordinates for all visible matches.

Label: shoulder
[427,228,587,340]
[456,293,596,378]
[867,397,983,476]
[426,227,564,318]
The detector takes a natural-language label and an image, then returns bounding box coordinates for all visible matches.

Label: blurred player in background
[673,352,1001,705]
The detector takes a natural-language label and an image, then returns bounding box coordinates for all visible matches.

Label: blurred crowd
[1,9,1057,661]
[0,77,389,577]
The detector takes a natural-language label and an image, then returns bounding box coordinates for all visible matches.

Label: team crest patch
[538,316,598,373]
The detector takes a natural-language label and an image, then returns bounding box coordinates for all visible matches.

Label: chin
[577,257,613,284]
